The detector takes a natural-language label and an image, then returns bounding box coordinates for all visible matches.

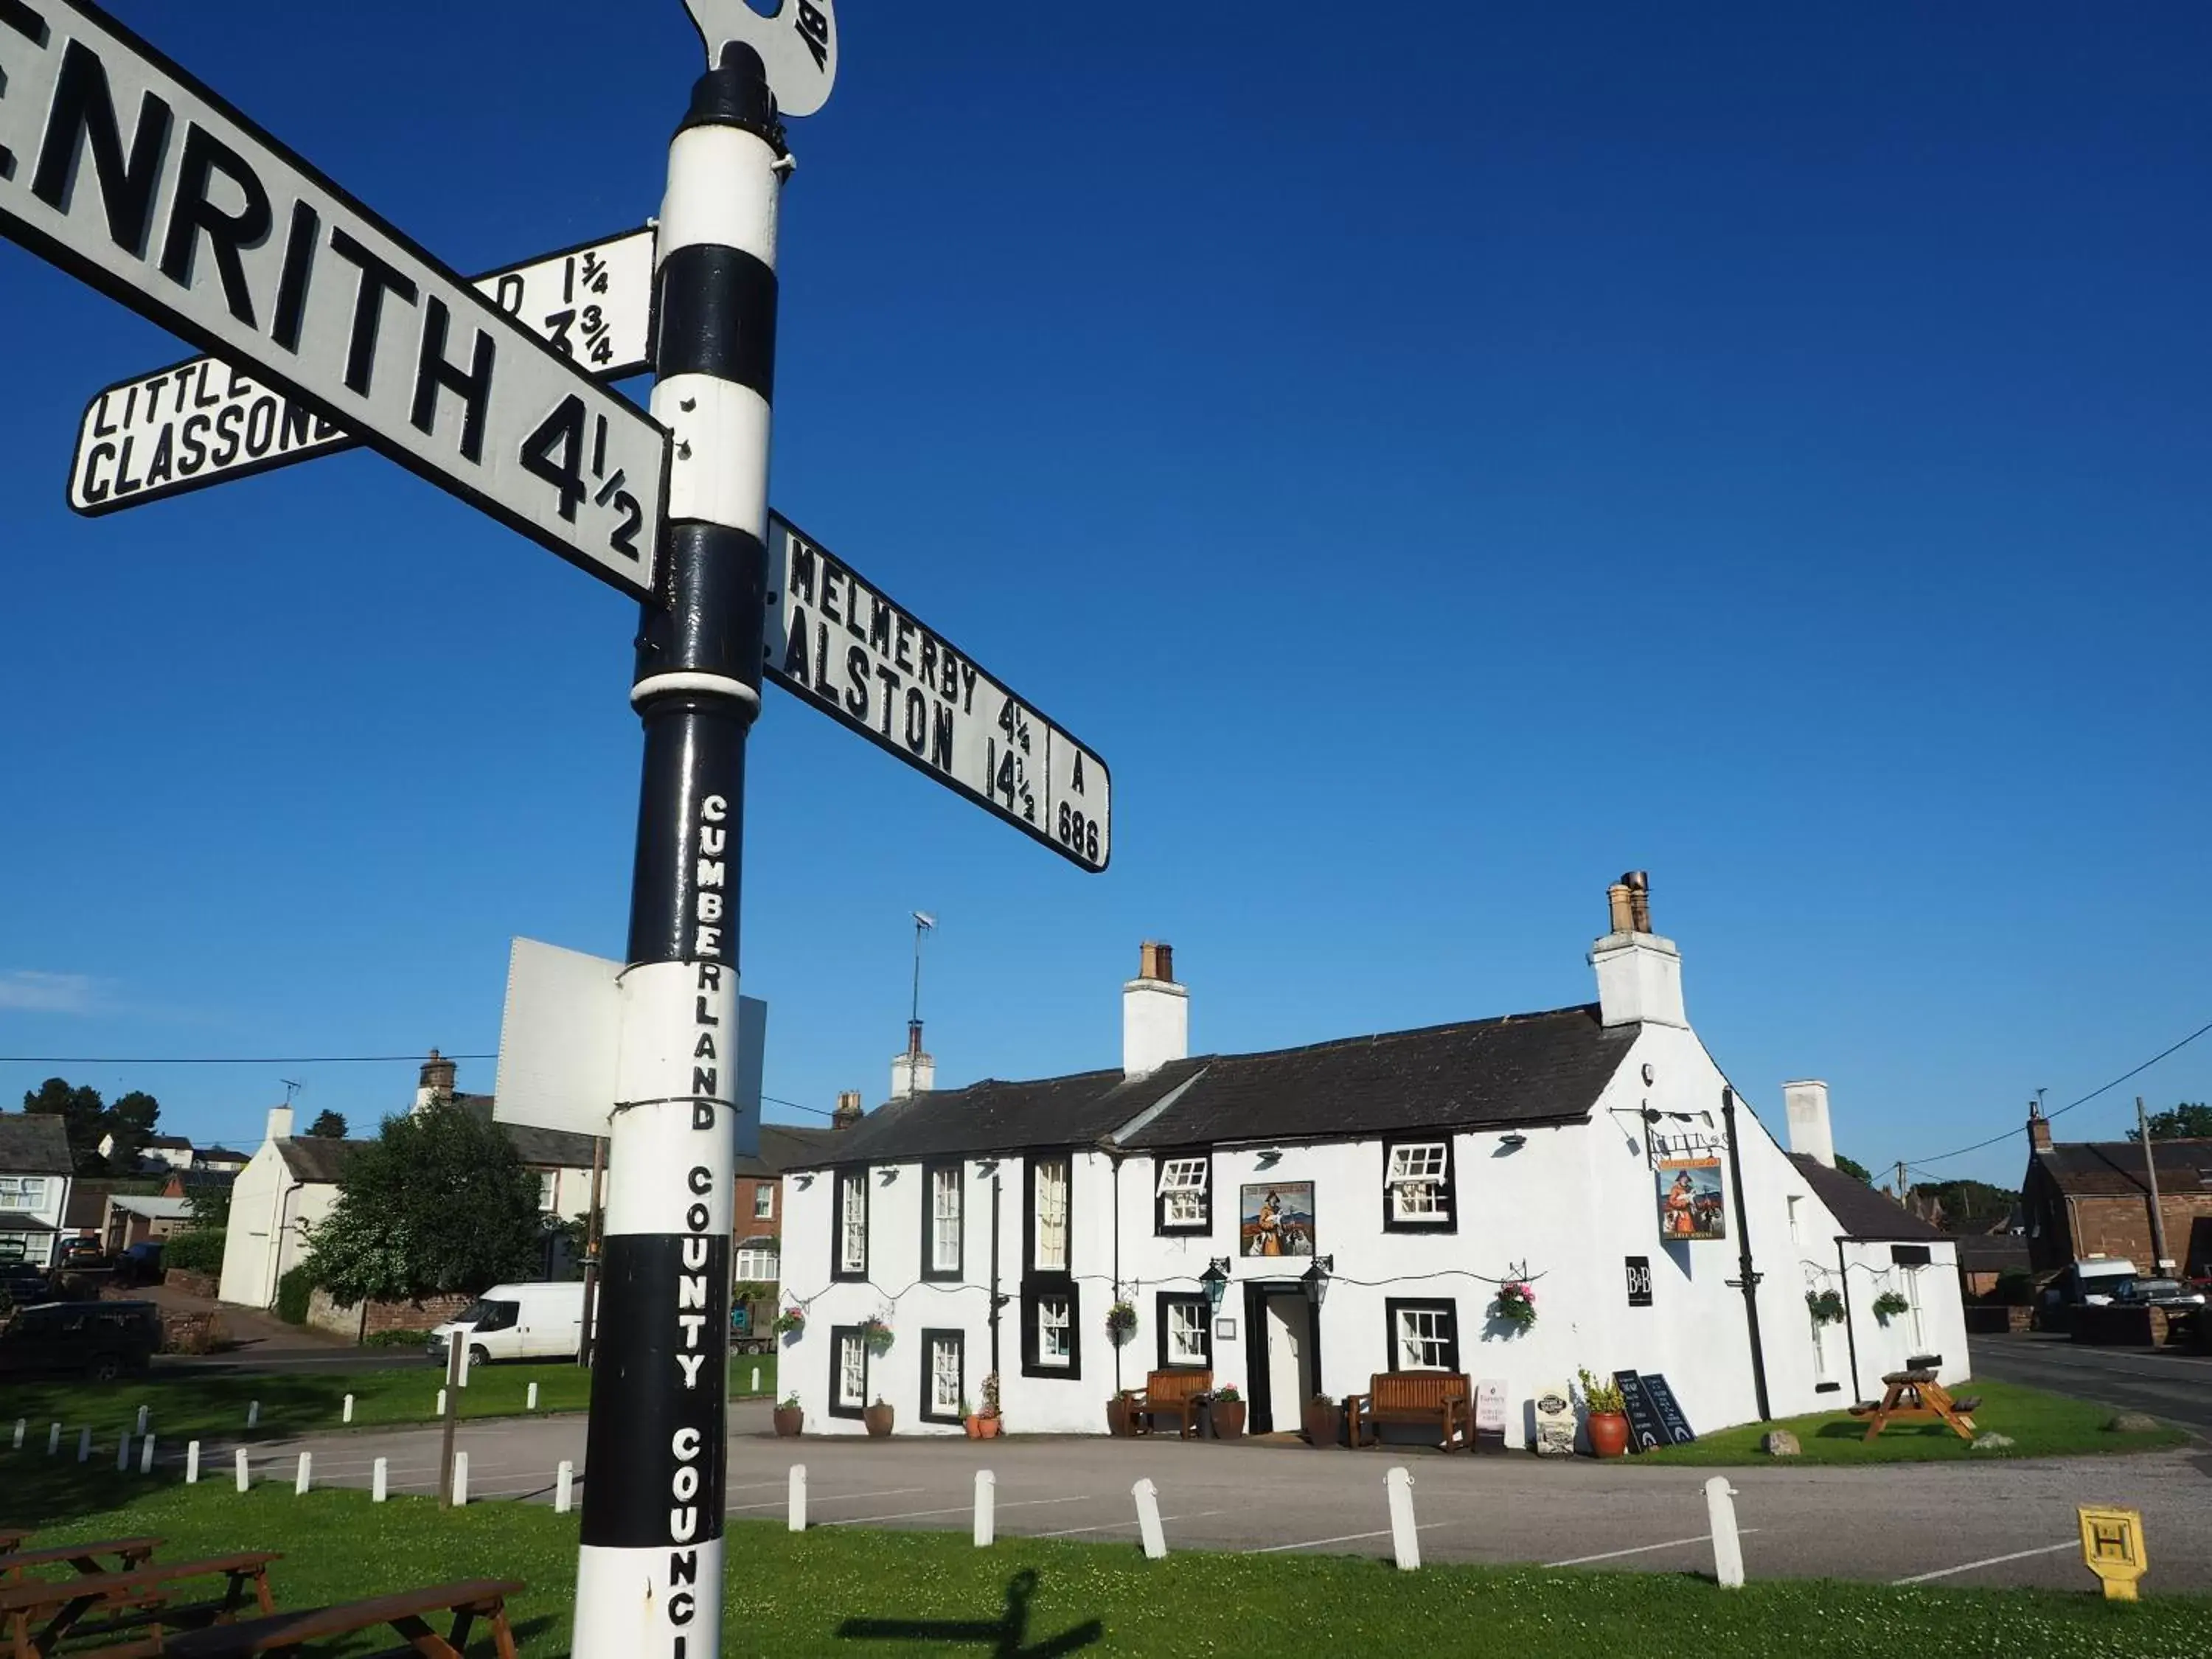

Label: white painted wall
[217,1138,289,1307]
[0,1167,68,1267]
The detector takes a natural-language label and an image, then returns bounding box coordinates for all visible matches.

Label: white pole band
[630,672,763,711]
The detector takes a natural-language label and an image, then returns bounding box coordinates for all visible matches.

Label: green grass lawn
[1,1470,2204,1658]
[1637,1377,2189,1466]
[0,1354,776,1446]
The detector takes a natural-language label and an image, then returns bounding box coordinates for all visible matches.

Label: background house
[102,1193,195,1253]
[2021,1112,2212,1277]
[0,1116,72,1267]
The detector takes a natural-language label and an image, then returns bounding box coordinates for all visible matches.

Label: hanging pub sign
[1624,1256,1654,1307]
[1657,1156,1727,1242]
[1239,1182,1315,1258]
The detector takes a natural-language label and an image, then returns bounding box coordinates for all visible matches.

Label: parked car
[2114,1277,2207,1310]
[58,1236,107,1268]
[0,1300,161,1381]
[117,1240,166,1287]
[0,1262,52,1307]
[426,1281,591,1368]
[2037,1256,2138,1320]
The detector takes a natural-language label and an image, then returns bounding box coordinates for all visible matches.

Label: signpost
[766,514,1113,871]
[68,226,655,515]
[0,0,668,598]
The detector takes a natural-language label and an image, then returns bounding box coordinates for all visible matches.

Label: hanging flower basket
[772,1306,807,1338]
[1871,1290,1910,1323]
[1105,1301,1138,1345]
[1492,1280,1537,1332]
[1806,1290,1846,1326]
[860,1315,894,1356]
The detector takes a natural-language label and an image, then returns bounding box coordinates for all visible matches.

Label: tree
[305,1110,349,1139]
[2128,1102,2212,1141]
[184,1180,232,1232]
[1913,1178,2017,1231]
[20,1077,162,1175]
[1834,1153,1874,1184]
[305,1099,543,1305]
[104,1091,161,1171]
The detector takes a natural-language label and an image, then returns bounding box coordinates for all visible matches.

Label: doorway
[1242,1282,1321,1436]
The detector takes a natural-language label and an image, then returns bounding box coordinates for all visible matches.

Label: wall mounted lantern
[1301,1254,1335,1309]
[1499,1133,1528,1152]
[1201,1257,1232,1312]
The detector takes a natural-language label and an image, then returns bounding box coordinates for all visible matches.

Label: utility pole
[2137,1096,2170,1273]
[1894,1161,1910,1207]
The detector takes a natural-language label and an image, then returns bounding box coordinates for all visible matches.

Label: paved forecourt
[220,1399,2212,1593]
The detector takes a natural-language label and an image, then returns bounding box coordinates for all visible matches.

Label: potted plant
[1301,1394,1342,1448]
[976,1373,1003,1439]
[772,1305,807,1340]
[961,1397,980,1438]
[1577,1368,1628,1458]
[1871,1290,1910,1324]
[1209,1385,1246,1439]
[1105,1300,1138,1346]
[773,1391,804,1437]
[863,1395,895,1437]
[1806,1289,1846,1326]
[860,1314,894,1357]
[1107,1391,1135,1436]
[1492,1280,1537,1333]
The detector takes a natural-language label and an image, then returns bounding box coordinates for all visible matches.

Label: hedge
[163,1228,226,1273]
[276,1263,315,1325]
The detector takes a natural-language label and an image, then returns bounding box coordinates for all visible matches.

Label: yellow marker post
[2077,1506,2148,1601]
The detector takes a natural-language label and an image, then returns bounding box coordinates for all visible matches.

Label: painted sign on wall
[1657,1156,1726,1242]
[1625,1255,1654,1307]
[1239,1183,1315,1258]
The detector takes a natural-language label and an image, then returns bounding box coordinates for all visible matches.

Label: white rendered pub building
[779,877,1965,1443]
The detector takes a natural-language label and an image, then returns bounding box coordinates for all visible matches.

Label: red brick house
[2021,1107,2212,1277]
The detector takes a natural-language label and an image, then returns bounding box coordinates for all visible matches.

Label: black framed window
[1384,1297,1460,1371]
[1152,1152,1211,1236]
[832,1167,869,1281]
[829,1324,869,1419]
[1155,1292,1210,1371]
[1025,1153,1073,1274]
[1020,1281,1081,1378]
[921,1327,966,1423]
[1382,1138,1457,1232]
[921,1162,963,1281]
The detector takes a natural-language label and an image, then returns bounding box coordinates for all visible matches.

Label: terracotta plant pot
[1586,1411,1629,1458]
[964,1416,983,1439]
[773,1408,803,1438]
[863,1402,895,1438]
[1107,1396,1133,1436]
[975,1414,1001,1439]
[1301,1397,1342,1447]
[1211,1400,1247,1439]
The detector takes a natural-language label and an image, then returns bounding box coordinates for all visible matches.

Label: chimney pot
[1606,883,1635,934]
[1623,870,1652,933]
[1140,941,1173,984]
[265,1105,294,1144]
[832,1090,864,1130]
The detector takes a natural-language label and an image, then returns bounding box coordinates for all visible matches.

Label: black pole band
[681,49,785,151]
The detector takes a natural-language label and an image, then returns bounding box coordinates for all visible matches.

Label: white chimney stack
[1783,1080,1835,1168]
[265,1105,293,1145]
[1123,942,1189,1077]
[1590,871,1686,1029]
[891,1023,934,1100]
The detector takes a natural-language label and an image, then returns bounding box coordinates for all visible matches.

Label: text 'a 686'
[0,0,669,599]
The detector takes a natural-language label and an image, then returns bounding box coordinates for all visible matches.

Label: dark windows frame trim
[1019,1279,1081,1380]
[832,1166,870,1282]
[1381,1136,1458,1234]
[1154,1290,1211,1371]
[1023,1150,1076,1276]
[828,1323,869,1419]
[1152,1149,1213,1237]
[919,1326,967,1424]
[1383,1296,1461,1373]
[920,1161,964,1282]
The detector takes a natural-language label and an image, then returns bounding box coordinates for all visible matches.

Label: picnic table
[0,1537,161,1584]
[0,1551,276,1658]
[0,1537,25,1559]
[1848,1369,1981,1443]
[162,1578,524,1659]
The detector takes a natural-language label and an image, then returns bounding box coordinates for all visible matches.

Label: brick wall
[734,1175,781,1234]
[2069,1193,2212,1274]
[305,1285,472,1341]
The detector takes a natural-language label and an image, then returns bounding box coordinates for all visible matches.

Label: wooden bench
[1847,1369,1977,1444]
[0,1538,161,1584]
[0,1536,27,1559]
[1346,1371,1472,1451]
[162,1578,524,1659]
[0,1551,277,1659]
[1122,1370,1211,1439]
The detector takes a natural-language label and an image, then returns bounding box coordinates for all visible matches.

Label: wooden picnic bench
[1121,1369,1211,1439]
[0,1551,277,1659]
[0,1537,26,1559]
[0,1537,161,1583]
[1847,1369,1981,1443]
[162,1577,524,1659]
[1346,1371,1472,1452]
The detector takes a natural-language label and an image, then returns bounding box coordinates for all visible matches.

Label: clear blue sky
[2,2,2206,1188]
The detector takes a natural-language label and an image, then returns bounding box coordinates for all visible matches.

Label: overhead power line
[0,1053,494,1065]
[1902,1015,2212,1173]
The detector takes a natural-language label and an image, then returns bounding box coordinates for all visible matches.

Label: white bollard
[234,1447,250,1492]
[436,1388,448,1418]
[139,1434,156,1475]
[750,1366,761,1394]
[77,1427,91,1464]
[1386,1466,1420,1571]
[527,1382,538,1411]
[556,1459,574,1514]
[372,1457,389,1503]
[342,1394,355,1425]
[11,1418,23,1450]
[187,1441,201,1484]
[1133,1478,1166,1559]
[787,1464,807,1532]
[116,1431,131,1472]
[246,1400,260,1430]
[453,1450,470,1507]
[295,1452,312,1495]
[1705,1476,1746,1589]
[47,1422,60,1455]
[135,1405,149,1436]
[974,1470,996,1548]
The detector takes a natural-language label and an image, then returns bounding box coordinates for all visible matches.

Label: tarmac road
[1969,1331,2212,1433]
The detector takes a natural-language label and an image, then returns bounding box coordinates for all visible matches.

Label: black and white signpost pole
[574,6,832,1656]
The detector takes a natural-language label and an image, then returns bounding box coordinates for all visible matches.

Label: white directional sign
[683,0,837,116]
[765,514,1111,872]
[0,1,668,599]
[69,227,655,515]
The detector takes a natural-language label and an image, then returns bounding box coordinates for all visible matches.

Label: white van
[427,1281,589,1366]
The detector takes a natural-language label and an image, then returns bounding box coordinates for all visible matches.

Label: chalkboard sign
[1613,1369,1665,1453]
[1641,1373,1697,1444]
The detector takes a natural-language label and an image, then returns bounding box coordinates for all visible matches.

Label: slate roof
[2034,1140,2212,1197]
[197,1147,251,1164]
[738,1124,846,1179]
[0,1116,73,1176]
[276,1137,364,1183]
[1790,1155,1945,1242]
[794,1004,1637,1168]
[1951,1234,2031,1272]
